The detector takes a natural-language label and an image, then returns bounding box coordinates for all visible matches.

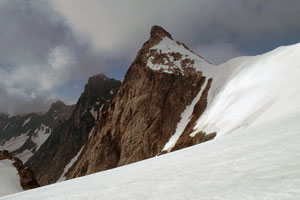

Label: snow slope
[2,111,300,200]
[149,41,300,140]
[0,160,23,197]
[193,43,300,136]
[2,41,300,199]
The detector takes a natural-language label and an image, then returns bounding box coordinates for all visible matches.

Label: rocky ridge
[66,26,216,179]
[25,74,121,185]
[1,26,217,186]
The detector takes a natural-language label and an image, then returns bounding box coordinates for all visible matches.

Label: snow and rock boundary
[0,150,40,192]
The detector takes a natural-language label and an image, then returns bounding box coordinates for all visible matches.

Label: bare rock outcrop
[67,26,215,179]
[25,74,121,185]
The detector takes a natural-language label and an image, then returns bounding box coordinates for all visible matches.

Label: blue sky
[0,0,300,114]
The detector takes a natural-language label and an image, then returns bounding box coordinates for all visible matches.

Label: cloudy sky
[0,0,299,115]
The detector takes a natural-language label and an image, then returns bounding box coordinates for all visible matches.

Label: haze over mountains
[1,25,300,199]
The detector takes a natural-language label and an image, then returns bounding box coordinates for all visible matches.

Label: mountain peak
[150,25,173,41]
[145,26,212,76]
[47,100,69,117]
[87,73,108,84]
[51,100,66,108]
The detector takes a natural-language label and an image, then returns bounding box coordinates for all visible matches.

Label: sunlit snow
[192,43,300,136]
[2,112,300,199]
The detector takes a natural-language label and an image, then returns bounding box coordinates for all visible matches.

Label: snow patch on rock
[15,149,34,163]
[57,146,85,182]
[22,117,31,127]
[31,124,51,151]
[0,134,29,152]
[147,37,215,76]
[163,78,209,152]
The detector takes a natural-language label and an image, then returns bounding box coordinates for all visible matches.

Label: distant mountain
[25,74,121,185]
[0,101,74,163]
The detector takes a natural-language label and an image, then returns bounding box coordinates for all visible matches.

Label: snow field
[2,112,300,200]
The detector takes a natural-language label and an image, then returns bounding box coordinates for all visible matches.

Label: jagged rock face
[25,74,121,185]
[47,100,75,121]
[0,101,74,163]
[67,26,215,179]
[0,150,40,190]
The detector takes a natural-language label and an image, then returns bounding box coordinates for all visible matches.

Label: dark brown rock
[67,26,213,179]
[171,78,216,152]
[25,74,121,185]
[150,25,173,41]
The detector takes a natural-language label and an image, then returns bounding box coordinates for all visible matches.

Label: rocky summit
[25,74,121,185]
[0,26,216,186]
[66,26,216,179]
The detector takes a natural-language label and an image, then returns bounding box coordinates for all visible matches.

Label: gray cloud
[52,0,300,62]
[0,0,109,114]
[1,0,300,114]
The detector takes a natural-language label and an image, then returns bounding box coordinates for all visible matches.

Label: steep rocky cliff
[1,26,217,186]
[67,26,216,179]
[25,74,121,185]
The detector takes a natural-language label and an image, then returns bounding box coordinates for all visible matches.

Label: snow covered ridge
[192,42,300,136]
[156,42,300,153]
[3,112,300,200]
[147,37,215,76]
